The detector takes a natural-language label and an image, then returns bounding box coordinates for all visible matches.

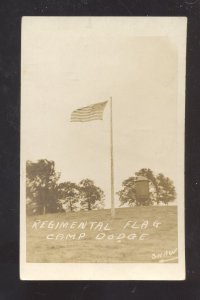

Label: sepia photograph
[20,17,186,280]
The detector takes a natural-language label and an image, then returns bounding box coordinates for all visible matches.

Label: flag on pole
[71,101,108,122]
[70,98,115,218]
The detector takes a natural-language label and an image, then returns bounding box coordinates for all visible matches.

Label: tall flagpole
[110,97,115,218]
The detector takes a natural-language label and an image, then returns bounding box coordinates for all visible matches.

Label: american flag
[71,101,108,122]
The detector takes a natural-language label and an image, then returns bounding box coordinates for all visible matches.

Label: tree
[117,169,176,207]
[117,177,137,207]
[156,173,176,205]
[58,182,80,212]
[78,179,105,210]
[26,159,61,215]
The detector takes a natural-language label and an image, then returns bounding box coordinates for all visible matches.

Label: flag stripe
[71,111,104,116]
[71,113,103,119]
[71,101,108,122]
[71,114,103,118]
[71,114,103,121]
[71,115,103,120]
[71,117,103,122]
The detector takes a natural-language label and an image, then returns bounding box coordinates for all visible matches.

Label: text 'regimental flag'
[71,101,108,122]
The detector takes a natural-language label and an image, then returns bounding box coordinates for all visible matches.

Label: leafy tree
[26,159,61,215]
[58,182,80,212]
[118,168,176,207]
[156,173,176,205]
[117,177,137,207]
[79,179,105,210]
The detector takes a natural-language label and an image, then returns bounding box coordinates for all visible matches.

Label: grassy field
[27,206,178,263]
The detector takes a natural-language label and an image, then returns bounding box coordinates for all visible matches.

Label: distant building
[135,176,149,205]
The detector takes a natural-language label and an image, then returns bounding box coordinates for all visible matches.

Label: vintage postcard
[20,17,187,280]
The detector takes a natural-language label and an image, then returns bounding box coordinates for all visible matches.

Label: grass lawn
[27,206,178,263]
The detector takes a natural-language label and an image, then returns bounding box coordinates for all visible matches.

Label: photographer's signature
[152,248,178,263]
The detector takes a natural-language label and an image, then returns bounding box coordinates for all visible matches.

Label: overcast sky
[21,18,185,207]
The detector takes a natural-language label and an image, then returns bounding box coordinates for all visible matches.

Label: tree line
[26,159,104,215]
[26,159,176,215]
